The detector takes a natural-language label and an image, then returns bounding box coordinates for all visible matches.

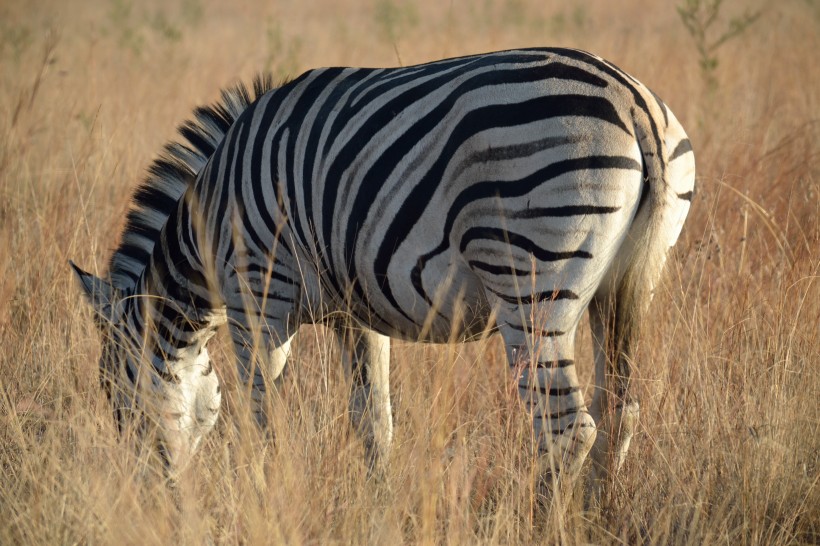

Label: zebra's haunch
[71,48,695,493]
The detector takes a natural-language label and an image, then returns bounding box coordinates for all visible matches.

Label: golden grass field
[1,0,818,543]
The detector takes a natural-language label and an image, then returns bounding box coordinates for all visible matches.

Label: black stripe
[200,130,232,260]
[511,204,621,218]
[489,286,579,305]
[178,199,199,262]
[507,323,564,337]
[247,92,285,248]
[233,265,296,289]
[536,358,575,368]
[532,406,585,420]
[244,287,295,304]
[677,191,694,201]
[669,138,693,161]
[459,227,592,262]
[451,135,576,181]
[123,359,138,384]
[155,301,201,332]
[206,116,251,275]
[467,260,535,276]
[549,386,580,396]
[649,89,668,127]
[519,384,580,396]
[539,421,596,436]
[196,160,217,231]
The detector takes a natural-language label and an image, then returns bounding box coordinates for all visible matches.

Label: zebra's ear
[69,260,115,322]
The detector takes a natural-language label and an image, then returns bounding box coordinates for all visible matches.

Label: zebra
[71,48,694,491]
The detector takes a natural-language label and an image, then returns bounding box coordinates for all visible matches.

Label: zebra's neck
[128,218,226,360]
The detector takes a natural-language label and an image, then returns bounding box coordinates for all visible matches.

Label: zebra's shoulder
[107,74,278,290]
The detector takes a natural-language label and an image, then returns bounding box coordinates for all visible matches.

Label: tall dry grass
[1,0,818,543]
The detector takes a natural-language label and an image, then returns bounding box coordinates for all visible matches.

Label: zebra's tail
[587,97,694,493]
[606,99,674,393]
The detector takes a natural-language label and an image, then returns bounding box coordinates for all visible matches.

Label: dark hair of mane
[107,74,277,290]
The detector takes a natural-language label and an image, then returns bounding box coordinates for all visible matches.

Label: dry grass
[1,0,818,543]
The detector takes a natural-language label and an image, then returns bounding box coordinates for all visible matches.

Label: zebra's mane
[108,74,276,290]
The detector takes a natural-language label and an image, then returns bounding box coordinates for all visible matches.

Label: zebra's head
[70,261,221,470]
[70,262,144,426]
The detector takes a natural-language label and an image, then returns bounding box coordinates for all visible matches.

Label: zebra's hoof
[538,411,597,486]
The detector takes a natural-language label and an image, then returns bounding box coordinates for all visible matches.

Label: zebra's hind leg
[497,320,597,489]
[587,296,640,503]
[332,321,393,475]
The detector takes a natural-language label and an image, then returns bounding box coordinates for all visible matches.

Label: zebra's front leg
[499,323,597,488]
[332,321,393,474]
[227,310,295,428]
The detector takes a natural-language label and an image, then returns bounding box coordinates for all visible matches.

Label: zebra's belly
[349,259,496,343]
